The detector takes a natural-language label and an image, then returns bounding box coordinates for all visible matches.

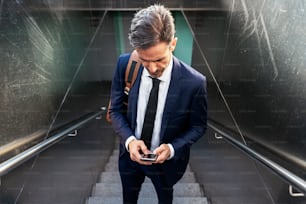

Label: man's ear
[170,37,177,51]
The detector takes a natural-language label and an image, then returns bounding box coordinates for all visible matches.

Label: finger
[154,155,165,164]
[139,141,151,154]
[152,148,160,155]
[153,146,164,155]
[130,151,140,162]
[154,146,170,164]
[153,151,166,163]
[130,148,143,162]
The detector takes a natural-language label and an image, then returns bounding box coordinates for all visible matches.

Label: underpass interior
[0,1,305,204]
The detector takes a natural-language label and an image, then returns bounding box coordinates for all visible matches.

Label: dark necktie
[141,77,160,150]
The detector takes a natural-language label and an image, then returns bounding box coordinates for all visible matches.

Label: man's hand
[153,144,171,164]
[128,139,153,165]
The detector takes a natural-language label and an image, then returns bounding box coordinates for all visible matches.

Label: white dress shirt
[125,56,175,158]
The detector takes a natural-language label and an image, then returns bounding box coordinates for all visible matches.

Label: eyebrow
[139,56,167,62]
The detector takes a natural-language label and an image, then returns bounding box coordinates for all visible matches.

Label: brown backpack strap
[124,50,141,97]
[106,50,141,123]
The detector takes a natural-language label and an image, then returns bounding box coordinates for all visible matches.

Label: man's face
[136,38,177,78]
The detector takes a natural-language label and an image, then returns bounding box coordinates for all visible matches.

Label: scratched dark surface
[0,2,113,145]
[185,1,306,176]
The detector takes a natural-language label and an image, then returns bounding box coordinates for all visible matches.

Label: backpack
[106,50,141,123]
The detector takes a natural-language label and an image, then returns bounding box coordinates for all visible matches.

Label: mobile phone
[140,153,157,162]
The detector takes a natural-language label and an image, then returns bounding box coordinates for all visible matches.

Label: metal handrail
[0,108,106,177]
[1,107,304,194]
[0,129,47,160]
[208,122,306,195]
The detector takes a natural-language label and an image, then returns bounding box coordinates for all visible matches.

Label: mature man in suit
[110,4,207,204]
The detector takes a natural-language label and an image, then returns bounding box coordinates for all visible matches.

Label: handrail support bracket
[214,132,223,139]
[68,130,78,137]
[289,185,305,197]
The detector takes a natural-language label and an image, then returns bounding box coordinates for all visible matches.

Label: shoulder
[117,52,132,66]
[114,52,133,77]
[173,56,206,84]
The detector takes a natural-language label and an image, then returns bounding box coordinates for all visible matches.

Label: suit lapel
[160,57,181,139]
[128,57,182,138]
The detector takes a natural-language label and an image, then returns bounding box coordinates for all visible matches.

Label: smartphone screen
[140,153,157,162]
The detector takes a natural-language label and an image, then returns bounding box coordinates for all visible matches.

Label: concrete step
[87,196,208,204]
[99,171,197,183]
[86,144,208,204]
[92,183,203,197]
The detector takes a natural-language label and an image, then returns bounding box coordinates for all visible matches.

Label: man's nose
[146,63,158,74]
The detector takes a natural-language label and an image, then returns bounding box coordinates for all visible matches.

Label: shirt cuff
[167,143,175,159]
[125,136,137,151]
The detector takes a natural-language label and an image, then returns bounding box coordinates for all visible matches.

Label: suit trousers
[119,152,174,204]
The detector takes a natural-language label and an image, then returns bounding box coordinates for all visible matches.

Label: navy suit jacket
[110,52,207,183]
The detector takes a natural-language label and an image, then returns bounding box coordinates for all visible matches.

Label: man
[110,4,207,204]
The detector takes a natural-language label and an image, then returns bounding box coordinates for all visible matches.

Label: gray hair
[128,4,175,49]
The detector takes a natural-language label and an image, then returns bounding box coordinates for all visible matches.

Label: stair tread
[86,147,207,203]
[99,171,197,183]
[87,196,208,204]
[93,183,203,197]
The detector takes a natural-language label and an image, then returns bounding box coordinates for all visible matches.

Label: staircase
[86,145,208,204]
